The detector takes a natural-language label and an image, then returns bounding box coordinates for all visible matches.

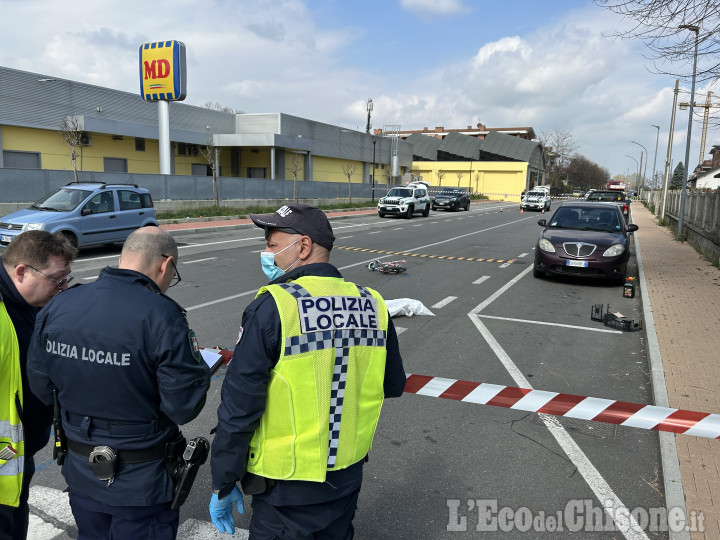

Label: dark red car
[533,201,638,284]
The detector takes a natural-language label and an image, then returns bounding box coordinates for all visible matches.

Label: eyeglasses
[161,255,181,287]
[25,264,73,289]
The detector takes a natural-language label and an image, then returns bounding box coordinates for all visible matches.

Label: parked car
[432,187,470,212]
[0,182,158,248]
[571,189,585,197]
[533,201,638,283]
[521,189,551,212]
[585,190,631,222]
[377,182,431,218]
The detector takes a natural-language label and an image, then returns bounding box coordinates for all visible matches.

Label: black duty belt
[67,439,167,464]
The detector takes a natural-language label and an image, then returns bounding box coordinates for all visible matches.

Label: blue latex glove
[209,485,244,534]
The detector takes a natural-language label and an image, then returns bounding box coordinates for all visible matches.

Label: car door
[79,191,121,245]
[115,189,150,240]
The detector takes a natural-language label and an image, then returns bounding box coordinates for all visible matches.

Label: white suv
[377,182,431,218]
[521,189,551,212]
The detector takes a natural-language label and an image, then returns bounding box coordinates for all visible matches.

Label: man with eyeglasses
[0,230,77,540]
[27,227,210,540]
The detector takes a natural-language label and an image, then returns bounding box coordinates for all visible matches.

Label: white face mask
[260,239,300,281]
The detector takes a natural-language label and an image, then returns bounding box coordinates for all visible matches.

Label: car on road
[520,189,551,212]
[0,182,158,248]
[377,182,431,218]
[585,190,631,222]
[431,187,470,212]
[571,189,585,197]
[533,201,638,283]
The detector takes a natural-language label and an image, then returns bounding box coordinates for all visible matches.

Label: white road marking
[431,296,457,309]
[518,252,529,258]
[499,262,511,268]
[477,314,622,334]
[393,227,403,230]
[466,267,648,539]
[369,231,382,234]
[339,236,354,239]
[472,275,490,285]
[28,486,250,540]
[395,327,408,335]
[183,257,217,264]
[82,276,98,281]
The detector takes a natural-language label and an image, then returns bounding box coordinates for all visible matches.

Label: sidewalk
[162,204,720,538]
[633,204,720,539]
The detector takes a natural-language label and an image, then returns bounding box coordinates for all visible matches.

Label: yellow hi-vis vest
[0,298,24,507]
[247,276,388,482]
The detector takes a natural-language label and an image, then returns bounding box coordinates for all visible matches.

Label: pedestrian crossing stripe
[335,246,515,265]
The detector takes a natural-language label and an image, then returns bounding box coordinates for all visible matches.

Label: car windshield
[527,191,544,197]
[548,207,621,232]
[386,188,412,198]
[30,188,93,212]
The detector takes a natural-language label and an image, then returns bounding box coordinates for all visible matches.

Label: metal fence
[643,188,720,264]
[0,168,391,204]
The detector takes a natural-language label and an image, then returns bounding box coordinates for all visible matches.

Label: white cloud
[400,0,470,17]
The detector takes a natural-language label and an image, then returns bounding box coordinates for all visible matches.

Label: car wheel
[61,231,78,249]
[465,201,470,211]
[405,205,414,219]
[422,205,430,217]
[378,212,385,218]
[533,265,545,279]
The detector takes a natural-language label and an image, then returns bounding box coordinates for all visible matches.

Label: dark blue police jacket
[27,267,211,506]
[211,262,406,506]
[0,259,50,457]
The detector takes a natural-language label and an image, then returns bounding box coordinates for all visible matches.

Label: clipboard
[200,349,227,374]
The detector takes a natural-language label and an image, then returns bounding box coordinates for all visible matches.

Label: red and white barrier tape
[404,373,720,439]
[207,350,719,439]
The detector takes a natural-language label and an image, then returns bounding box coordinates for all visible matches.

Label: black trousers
[249,486,359,540]
[0,456,34,540]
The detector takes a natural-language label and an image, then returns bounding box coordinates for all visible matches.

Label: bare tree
[203,101,245,114]
[456,171,464,187]
[199,140,221,206]
[436,170,446,187]
[60,116,83,183]
[342,163,357,202]
[538,129,579,189]
[567,155,612,190]
[594,0,720,84]
[289,153,304,202]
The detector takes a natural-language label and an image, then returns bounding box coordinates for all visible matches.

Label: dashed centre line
[431,296,457,309]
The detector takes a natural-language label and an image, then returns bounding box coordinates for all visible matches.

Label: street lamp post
[661,80,680,220]
[630,140,648,189]
[371,135,377,203]
[678,24,700,237]
[651,125,660,189]
[365,98,373,134]
[625,154,640,190]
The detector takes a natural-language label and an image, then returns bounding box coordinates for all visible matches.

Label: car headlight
[538,238,555,253]
[603,244,625,257]
[23,223,44,231]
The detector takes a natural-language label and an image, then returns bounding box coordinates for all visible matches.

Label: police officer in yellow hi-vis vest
[0,231,77,540]
[209,204,406,538]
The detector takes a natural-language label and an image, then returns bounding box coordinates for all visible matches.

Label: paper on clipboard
[200,349,226,374]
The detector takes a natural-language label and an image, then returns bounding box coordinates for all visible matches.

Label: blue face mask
[261,239,300,281]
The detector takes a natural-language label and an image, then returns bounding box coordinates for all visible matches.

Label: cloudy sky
[2,0,717,181]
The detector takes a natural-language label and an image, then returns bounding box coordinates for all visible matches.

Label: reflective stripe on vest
[247,276,388,482]
[0,299,24,507]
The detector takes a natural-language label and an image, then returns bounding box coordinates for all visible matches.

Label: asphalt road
[28,202,667,539]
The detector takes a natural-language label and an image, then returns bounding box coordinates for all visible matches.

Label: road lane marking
[432,296,457,309]
[518,252,529,258]
[465,264,648,539]
[477,314,622,334]
[472,275,490,285]
[183,257,217,264]
[395,327,408,335]
[82,276,98,281]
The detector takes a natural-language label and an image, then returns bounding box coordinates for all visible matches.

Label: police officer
[27,227,210,540]
[209,204,406,538]
[0,230,77,540]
